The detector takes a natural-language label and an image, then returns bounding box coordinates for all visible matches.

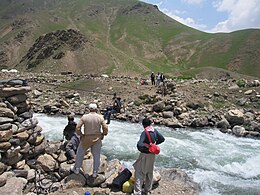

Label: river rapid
[35,113,260,195]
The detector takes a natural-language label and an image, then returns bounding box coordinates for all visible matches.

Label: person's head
[67,112,75,121]
[89,103,97,112]
[142,118,152,128]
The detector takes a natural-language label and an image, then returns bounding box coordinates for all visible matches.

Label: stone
[20,117,38,130]
[18,142,29,154]
[190,117,208,127]
[152,101,165,112]
[244,90,253,95]
[28,140,46,158]
[14,160,26,169]
[0,162,7,175]
[4,146,21,158]
[162,111,174,118]
[13,131,29,141]
[225,109,244,126]
[62,173,86,189]
[0,86,31,97]
[0,107,15,118]
[7,94,27,104]
[86,174,106,187]
[216,118,230,133]
[18,111,33,119]
[0,130,13,141]
[0,123,12,130]
[33,135,45,146]
[0,177,27,195]
[0,117,13,125]
[232,125,246,137]
[32,89,42,97]
[0,142,12,151]
[4,153,23,166]
[36,153,58,172]
[13,169,28,177]
[57,151,67,163]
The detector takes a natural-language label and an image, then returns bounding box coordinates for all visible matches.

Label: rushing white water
[35,113,260,195]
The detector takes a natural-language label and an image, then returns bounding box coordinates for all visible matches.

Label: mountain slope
[0,0,259,77]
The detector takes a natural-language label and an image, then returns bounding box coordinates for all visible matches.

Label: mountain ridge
[0,0,259,77]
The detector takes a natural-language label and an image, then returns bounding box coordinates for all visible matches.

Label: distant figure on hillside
[160,72,165,84]
[156,72,161,86]
[150,72,155,85]
[63,113,80,164]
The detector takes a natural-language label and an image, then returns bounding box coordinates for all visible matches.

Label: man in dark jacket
[63,113,79,164]
[134,118,165,195]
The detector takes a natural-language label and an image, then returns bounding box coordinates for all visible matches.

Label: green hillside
[0,0,259,77]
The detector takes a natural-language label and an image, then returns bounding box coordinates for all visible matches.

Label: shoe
[92,171,97,178]
[70,165,80,174]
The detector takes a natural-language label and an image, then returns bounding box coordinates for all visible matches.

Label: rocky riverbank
[4,70,258,139]
[0,70,259,194]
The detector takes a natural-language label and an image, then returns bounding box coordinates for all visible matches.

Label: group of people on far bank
[150,72,165,86]
[62,98,165,195]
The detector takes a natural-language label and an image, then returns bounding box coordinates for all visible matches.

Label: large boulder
[225,109,244,126]
[216,118,230,133]
[152,101,165,112]
[232,125,246,137]
[36,153,58,172]
[0,176,27,195]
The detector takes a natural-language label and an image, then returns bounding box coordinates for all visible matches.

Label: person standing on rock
[150,72,155,85]
[133,118,165,195]
[71,103,108,177]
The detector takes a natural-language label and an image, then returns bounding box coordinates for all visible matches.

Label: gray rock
[0,107,15,118]
[190,117,208,127]
[86,174,106,187]
[0,177,27,195]
[0,86,31,97]
[7,94,27,104]
[36,154,58,172]
[216,118,230,132]
[162,111,174,118]
[0,117,13,125]
[152,101,165,112]
[232,125,246,137]
[0,162,7,175]
[225,109,244,126]
[0,123,12,131]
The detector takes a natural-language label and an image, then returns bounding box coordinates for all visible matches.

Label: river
[35,113,260,195]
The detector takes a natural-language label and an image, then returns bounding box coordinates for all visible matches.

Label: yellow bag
[122,177,135,193]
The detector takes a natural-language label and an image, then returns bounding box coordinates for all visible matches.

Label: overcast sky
[141,0,260,33]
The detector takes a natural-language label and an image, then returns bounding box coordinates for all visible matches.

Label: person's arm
[101,116,108,136]
[155,129,165,145]
[75,118,84,137]
[137,131,149,153]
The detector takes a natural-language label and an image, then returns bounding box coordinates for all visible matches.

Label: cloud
[182,0,204,5]
[161,8,207,30]
[212,0,260,32]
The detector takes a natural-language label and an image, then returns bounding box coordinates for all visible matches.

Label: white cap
[89,103,97,110]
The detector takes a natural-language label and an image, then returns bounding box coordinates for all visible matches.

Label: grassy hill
[0,0,259,78]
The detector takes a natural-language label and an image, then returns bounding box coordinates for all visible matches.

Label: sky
[141,0,260,33]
